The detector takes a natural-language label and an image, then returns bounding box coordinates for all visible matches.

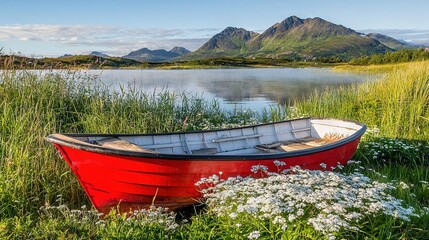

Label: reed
[332,60,429,74]
[1,61,428,239]
[0,69,257,218]
[292,61,429,140]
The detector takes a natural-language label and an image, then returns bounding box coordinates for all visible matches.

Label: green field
[0,60,428,239]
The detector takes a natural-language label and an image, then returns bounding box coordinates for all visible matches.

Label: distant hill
[185,16,395,61]
[0,54,143,69]
[366,33,412,50]
[169,46,191,55]
[90,51,110,58]
[123,47,190,62]
[59,54,74,58]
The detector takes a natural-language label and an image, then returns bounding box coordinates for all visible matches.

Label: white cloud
[0,24,217,56]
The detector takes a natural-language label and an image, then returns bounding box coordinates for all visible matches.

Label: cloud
[0,24,218,56]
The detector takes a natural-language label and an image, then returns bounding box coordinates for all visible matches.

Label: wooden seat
[301,138,328,146]
[255,137,336,153]
[96,138,157,153]
[279,143,313,151]
[192,148,218,155]
[255,145,284,153]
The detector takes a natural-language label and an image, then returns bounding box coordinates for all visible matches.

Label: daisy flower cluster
[121,206,179,231]
[39,203,103,225]
[200,164,419,239]
[39,198,178,230]
[361,137,428,165]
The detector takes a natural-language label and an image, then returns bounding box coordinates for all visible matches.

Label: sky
[0,0,428,57]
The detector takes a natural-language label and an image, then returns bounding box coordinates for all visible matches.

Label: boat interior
[67,118,364,155]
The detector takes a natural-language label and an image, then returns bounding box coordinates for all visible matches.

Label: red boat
[46,118,366,214]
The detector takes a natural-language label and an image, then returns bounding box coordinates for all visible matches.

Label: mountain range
[91,16,414,62]
[366,33,410,50]
[184,16,411,61]
[122,47,190,62]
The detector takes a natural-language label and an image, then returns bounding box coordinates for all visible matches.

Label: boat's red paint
[52,136,362,214]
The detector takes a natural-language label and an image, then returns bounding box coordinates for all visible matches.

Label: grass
[294,61,429,140]
[332,61,428,74]
[0,60,428,239]
[0,68,261,217]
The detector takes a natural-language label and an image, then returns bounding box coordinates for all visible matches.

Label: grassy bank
[1,62,428,239]
[299,61,429,140]
[333,60,429,74]
[0,69,260,218]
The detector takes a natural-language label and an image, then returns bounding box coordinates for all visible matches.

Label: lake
[87,68,371,112]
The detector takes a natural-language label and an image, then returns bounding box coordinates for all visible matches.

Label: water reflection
[93,68,372,111]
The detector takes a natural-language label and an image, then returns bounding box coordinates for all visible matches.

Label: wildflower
[347,160,360,165]
[95,220,105,226]
[199,165,418,238]
[248,230,261,239]
[422,207,429,215]
[399,181,410,190]
[273,216,286,225]
[251,164,268,173]
[274,160,286,167]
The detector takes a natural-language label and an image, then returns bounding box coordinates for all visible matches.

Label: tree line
[350,48,429,65]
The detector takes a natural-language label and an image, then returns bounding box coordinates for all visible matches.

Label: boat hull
[52,132,362,214]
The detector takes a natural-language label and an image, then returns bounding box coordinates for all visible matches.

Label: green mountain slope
[367,33,412,50]
[185,16,394,61]
[182,27,259,59]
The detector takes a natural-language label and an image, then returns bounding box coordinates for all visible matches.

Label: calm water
[88,68,370,112]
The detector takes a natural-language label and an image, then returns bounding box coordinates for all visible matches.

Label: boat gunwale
[45,117,367,161]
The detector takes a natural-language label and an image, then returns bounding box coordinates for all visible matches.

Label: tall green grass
[1,61,428,239]
[293,61,429,140]
[288,61,429,238]
[0,69,258,218]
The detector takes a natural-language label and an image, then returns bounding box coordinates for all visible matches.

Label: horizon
[1,0,428,57]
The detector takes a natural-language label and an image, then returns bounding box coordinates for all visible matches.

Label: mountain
[90,51,110,58]
[59,54,74,58]
[186,16,394,61]
[248,15,306,49]
[184,27,259,58]
[198,27,259,51]
[123,48,178,62]
[251,16,393,60]
[123,47,190,62]
[367,33,411,50]
[169,46,191,55]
